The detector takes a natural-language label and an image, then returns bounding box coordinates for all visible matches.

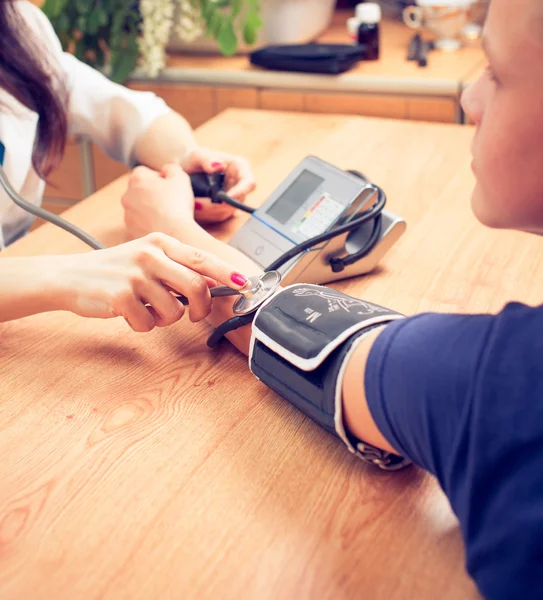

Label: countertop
[129,11,486,97]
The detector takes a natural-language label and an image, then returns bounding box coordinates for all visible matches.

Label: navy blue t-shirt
[365,302,543,600]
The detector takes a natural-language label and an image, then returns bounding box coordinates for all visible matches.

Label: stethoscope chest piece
[232,271,282,316]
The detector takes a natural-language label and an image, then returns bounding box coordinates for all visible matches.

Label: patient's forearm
[176,222,396,455]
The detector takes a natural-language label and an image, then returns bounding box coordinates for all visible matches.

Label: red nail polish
[195,201,203,210]
[212,162,223,168]
[231,273,248,287]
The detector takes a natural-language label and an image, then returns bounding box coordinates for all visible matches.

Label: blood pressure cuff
[249,284,411,470]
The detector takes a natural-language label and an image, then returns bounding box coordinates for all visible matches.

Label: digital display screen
[292,193,345,239]
[266,170,324,225]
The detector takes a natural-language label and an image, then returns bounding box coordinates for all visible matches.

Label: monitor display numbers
[292,193,345,239]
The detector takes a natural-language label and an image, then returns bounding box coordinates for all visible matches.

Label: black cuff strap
[249,284,411,470]
[207,313,255,348]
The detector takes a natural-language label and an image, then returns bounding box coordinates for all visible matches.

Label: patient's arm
[119,164,391,453]
[172,220,393,453]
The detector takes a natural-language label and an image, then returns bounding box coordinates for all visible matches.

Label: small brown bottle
[355,2,381,61]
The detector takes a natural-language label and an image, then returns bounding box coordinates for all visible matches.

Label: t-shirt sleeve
[365,303,543,600]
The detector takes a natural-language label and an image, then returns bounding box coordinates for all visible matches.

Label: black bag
[249,43,366,75]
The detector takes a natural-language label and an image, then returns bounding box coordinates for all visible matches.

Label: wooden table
[4,109,542,599]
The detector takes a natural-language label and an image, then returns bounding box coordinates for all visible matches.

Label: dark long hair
[0,1,68,177]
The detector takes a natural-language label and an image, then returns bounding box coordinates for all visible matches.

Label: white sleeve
[61,54,172,166]
[19,0,172,167]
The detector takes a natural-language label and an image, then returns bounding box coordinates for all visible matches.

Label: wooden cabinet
[44,137,84,201]
[215,87,259,113]
[259,90,305,112]
[128,82,216,129]
[407,97,458,123]
[304,92,407,119]
[260,89,458,123]
[92,144,129,191]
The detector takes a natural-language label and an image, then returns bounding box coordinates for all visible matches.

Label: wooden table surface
[132,12,485,97]
[3,109,542,600]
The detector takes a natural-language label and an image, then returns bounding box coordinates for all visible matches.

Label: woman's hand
[180,146,256,224]
[121,163,195,241]
[54,232,249,333]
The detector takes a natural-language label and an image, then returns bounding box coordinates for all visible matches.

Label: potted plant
[168,0,337,55]
[41,0,264,82]
[42,0,337,83]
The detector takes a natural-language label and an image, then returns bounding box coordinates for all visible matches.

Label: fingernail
[195,201,203,210]
[231,273,248,287]
[212,162,223,169]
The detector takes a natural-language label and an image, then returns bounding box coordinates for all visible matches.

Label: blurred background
[33,0,488,218]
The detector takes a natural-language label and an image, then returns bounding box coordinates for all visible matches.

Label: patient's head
[461,0,543,233]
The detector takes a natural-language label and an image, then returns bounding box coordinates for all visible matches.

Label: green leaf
[110,38,139,83]
[54,12,71,34]
[247,9,263,29]
[98,7,109,28]
[42,0,70,19]
[231,0,243,19]
[75,0,89,15]
[87,10,99,34]
[217,20,237,56]
[243,9,263,45]
[243,20,257,45]
[202,3,215,25]
[76,15,87,32]
[109,27,122,51]
[207,10,222,38]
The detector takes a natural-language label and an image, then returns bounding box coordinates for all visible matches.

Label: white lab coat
[0,0,171,248]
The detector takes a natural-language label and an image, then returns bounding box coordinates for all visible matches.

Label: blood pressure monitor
[229,156,406,286]
[0,145,407,348]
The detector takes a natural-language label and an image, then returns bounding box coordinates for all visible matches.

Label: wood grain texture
[261,92,456,123]
[259,90,305,112]
[304,93,407,119]
[407,97,458,123]
[215,87,259,114]
[128,82,216,129]
[6,108,538,600]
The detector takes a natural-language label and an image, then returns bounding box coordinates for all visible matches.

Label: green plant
[42,0,141,83]
[41,0,262,84]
